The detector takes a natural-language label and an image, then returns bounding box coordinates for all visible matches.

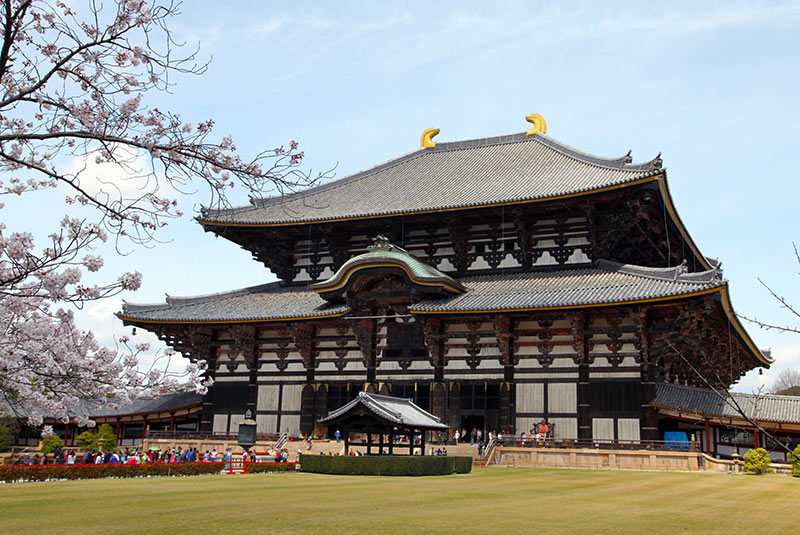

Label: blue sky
[53,1,800,392]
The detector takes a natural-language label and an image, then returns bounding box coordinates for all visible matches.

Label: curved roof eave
[196,173,663,229]
[718,286,773,366]
[116,309,351,326]
[655,173,713,271]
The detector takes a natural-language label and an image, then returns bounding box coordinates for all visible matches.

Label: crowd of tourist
[7,445,292,466]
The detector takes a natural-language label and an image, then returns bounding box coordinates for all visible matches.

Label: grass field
[2,468,798,534]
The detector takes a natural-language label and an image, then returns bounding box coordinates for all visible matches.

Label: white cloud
[63,144,169,201]
[731,340,800,393]
[74,298,191,376]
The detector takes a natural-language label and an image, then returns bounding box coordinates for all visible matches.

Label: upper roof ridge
[165,281,283,307]
[122,281,284,313]
[201,130,662,220]
[597,259,723,284]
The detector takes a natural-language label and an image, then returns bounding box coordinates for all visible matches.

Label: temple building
[117,116,773,449]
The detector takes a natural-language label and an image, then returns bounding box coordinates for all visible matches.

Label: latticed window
[327,383,355,412]
[458,383,500,410]
[383,321,428,368]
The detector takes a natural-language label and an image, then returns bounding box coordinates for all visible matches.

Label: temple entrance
[460,414,485,442]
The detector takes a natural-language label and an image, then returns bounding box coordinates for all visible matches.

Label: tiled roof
[319,391,449,430]
[119,261,723,323]
[410,260,724,313]
[92,392,204,418]
[653,383,800,424]
[119,282,349,323]
[199,132,663,226]
[310,238,465,298]
[24,392,205,422]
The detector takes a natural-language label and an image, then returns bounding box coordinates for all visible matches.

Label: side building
[117,121,771,449]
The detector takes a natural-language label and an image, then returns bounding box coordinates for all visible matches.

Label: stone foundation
[491,446,701,471]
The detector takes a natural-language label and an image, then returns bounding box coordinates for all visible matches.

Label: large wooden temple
[118,117,770,445]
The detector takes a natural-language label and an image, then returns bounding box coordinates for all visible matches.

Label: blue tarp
[663,431,690,450]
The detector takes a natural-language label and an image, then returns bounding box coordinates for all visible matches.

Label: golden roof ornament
[420,127,440,148]
[526,113,547,135]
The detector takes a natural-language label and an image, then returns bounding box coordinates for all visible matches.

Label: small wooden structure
[319,392,449,456]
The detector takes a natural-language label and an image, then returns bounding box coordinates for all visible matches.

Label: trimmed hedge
[299,454,472,476]
[0,462,226,482]
[247,462,298,473]
[793,444,800,478]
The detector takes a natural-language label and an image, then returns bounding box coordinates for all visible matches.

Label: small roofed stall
[319,391,449,456]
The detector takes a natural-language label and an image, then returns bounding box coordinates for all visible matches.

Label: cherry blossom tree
[0,0,319,430]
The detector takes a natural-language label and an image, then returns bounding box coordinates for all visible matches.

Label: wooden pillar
[248,359,259,416]
[389,433,394,455]
[170,412,176,432]
[115,419,121,443]
[572,313,592,441]
[704,420,711,454]
[199,343,218,434]
[499,382,512,434]
[295,323,318,438]
[64,422,70,447]
[379,432,384,455]
[367,433,372,455]
[142,418,147,444]
[495,315,517,435]
[636,311,659,442]
[408,433,413,456]
[754,429,760,449]
[344,430,350,456]
[314,384,328,437]
[420,431,426,456]
[300,384,317,438]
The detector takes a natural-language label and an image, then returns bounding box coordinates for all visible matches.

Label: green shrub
[75,431,97,451]
[0,462,226,483]
[299,455,472,476]
[94,424,117,451]
[743,448,773,475]
[246,462,298,473]
[0,419,18,453]
[791,444,800,478]
[40,433,63,453]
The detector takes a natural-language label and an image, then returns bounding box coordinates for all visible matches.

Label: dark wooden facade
[120,130,767,443]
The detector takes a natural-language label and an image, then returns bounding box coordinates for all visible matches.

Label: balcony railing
[493,436,699,452]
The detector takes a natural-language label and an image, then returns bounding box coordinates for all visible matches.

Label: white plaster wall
[214,376,247,383]
[229,413,245,432]
[617,418,641,441]
[212,414,228,434]
[516,383,544,413]
[257,385,280,412]
[589,371,641,379]
[256,414,278,434]
[516,418,539,435]
[549,417,578,440]
[281,415,301,436]
[592,418,614,441]
[282,385,302,412]
[548,383,577,413]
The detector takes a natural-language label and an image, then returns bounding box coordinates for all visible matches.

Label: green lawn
[2,468,798,534]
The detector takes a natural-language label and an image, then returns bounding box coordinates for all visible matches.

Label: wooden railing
[493,436,700,452]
